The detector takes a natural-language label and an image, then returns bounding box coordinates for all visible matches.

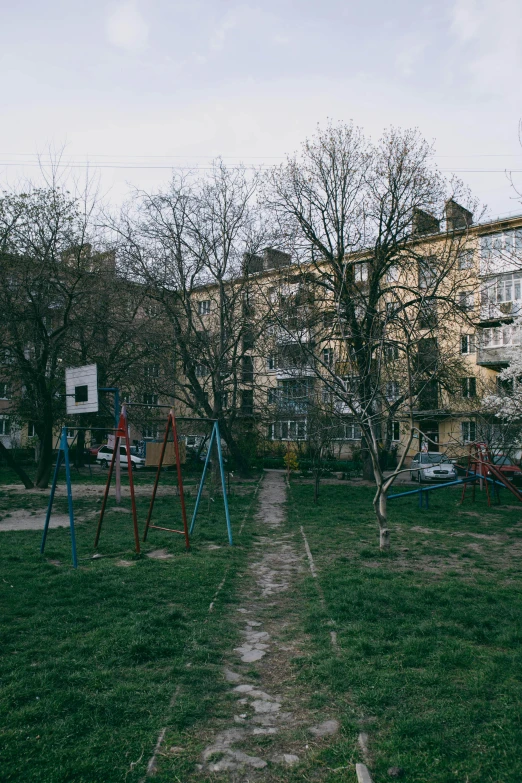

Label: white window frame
[0,416,10,436]
[270,419,307,441]
[0,382,9,399]
[461,334,476,354]
[461,420,476,443]
[457,249,474,270]
[198,299,211,316]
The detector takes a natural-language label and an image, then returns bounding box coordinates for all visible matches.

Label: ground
[1,463,522,782]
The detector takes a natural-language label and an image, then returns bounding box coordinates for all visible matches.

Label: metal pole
[62,428,78,568]
[189,426,214,535]
[170,412,190,550]
[122,406,140,554]
[94,434,120,547]
[143,412,171,542]
[40,437,63,555]
[215,421,233,545]
[114,389,121,505]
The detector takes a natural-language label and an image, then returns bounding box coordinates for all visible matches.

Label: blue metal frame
[189,421,233,545]
[388,470,505,502]
[40,426,77,568]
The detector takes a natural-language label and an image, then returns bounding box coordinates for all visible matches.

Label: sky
[1,0,522,219]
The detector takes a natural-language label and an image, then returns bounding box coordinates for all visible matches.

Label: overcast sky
[1,0,521,219]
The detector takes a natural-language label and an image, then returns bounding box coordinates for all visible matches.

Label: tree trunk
[374,491,390,550]
[361,436,375,481]
[35,425,54,489]
[0,441,34,488]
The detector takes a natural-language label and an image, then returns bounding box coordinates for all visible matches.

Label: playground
[2,452,522,782]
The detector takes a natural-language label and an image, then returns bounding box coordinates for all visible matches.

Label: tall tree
[115,162,271,471]
[0,183,154,487]
[265,123,479,548]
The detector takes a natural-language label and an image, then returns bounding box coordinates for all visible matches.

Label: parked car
[487,455,522,482]
[88,444,103,457]
[96,444,146,470]
[410,452,458,483]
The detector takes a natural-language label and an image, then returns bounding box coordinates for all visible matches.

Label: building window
[241,390,254,415]
[198,300,211,316]
[0,382,9,399]
[333,421,361,441]
[461,377,477,398]
[461,420,476,443]
[458,290,475,311]
[143,424,159,440]
[121,392,132,404]
[461,334,476,354]
[391,420,400,441]
[67,428,77,438]
[457,249,474,270]
[144,365,159,378]
[386,265,399,282]
[385,381,400,401]
[385,344,399,361]
[481,325,521,349]
[267,355,276,370]
[195,364,208,378]
[418,257,437,289]
[0,416,10,436]
[28,422,36,437]
[419,298,438,328]
[271,419,307,440]
[322,347,334,366]
[143,393,159,406]
[267,388,277,405]
[354,264,368,282]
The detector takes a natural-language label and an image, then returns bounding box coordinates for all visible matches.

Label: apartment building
[1,207,521,466]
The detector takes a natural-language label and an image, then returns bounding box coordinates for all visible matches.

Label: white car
[410,452,457,483]
[96,444,146,470]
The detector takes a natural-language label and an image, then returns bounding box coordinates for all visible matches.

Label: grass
[287,479,522,782]
[0,464,258,783]
[3,460,522,782]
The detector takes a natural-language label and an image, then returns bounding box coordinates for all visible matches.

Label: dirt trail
[190,470,340,781]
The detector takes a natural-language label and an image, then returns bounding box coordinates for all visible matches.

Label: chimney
[412,208,440,236]
[242,252,264,275]
[262,248,292,270]
[445,199,473,232]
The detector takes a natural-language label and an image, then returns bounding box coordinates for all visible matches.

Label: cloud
[448,0,522,94]
[105,2,149,51]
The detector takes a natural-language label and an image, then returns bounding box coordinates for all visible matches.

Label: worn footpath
[191,470,342,781]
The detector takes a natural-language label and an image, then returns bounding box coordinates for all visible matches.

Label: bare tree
[114,162,271,471]
[0,178,157,487]
[265,123,479,548]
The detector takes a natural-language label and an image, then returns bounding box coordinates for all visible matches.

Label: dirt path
[185,470,341,781]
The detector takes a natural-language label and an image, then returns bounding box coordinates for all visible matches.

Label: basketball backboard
[65,364,99,414]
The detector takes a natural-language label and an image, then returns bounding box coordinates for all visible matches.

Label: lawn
[2,462,522,783]
[0,465,258,783]
[287,479,522,783]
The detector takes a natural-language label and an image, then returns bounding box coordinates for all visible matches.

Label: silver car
[410,452,457,483]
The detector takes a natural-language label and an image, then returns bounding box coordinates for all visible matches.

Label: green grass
[287,480,522,782]
[0,466,258,783]
[3,462,522,782]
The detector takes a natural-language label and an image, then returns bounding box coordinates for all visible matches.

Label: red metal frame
[461,442,522,506]
[94,407,140,553]
[142,410,190,549]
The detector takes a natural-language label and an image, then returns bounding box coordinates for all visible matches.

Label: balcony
[477,324,520,367]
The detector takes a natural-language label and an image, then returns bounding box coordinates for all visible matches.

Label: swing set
[40,375,233,568]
